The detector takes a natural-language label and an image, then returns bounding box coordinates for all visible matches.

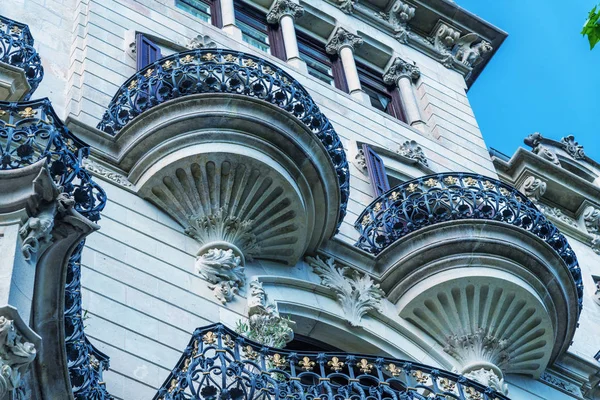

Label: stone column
[220,0,243,40]
[267,0,305,70]
[383,57,426,132]
[326,27,369,102]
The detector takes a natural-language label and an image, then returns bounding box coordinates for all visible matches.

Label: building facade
[0,0,598,399]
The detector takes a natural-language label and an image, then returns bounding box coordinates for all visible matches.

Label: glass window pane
[302,55,334,86]
[238,20,270,53]
[363,86,390,112]
[176,0,211,22]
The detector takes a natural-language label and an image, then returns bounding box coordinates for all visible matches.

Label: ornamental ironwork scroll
[154,323,510,400]
[354,172,583,314]
[0,16,43,99]
[96,49,349,228]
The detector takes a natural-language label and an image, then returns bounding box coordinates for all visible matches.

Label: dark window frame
[234,1,286,60]
[357,62,406,122]
[175,0,223,28]
[296,30,348,92]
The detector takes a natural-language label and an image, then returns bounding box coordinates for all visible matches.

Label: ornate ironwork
[154,323,510,400]
[354,172,583,313]
[0,99,106,221]
[96,49,349,227]
[65,241,113,400]
[0,16,43,100]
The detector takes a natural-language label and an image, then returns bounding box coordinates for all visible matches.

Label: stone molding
[376,0,416,43]
[83,159,133,189]
[383,57,420,85]
[236,280,294,348]
[397,140,428,167]
[539,371,582,397]
[186,34,217,49]
[0,305,40,399]
[195,248,246,304]
[326,27,364,54]
[306,255,384,327]
[266,0,304,24]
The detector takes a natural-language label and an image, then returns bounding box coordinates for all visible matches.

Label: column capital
[383,57,420,86]
[326,27,364,55]
[266,0,304,24]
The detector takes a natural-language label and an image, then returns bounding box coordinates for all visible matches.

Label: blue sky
[456,0,600,161]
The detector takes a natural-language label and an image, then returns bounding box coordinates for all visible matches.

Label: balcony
[0,16,43,100]
[0,99,110,399]
[154,323,510,400]
[96,50,349,284]
[354,173,582,383]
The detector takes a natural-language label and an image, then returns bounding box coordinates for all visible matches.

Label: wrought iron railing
[354,172,583,312]
[154,323,510,400]
[0,98,111,398]
[0,16,43,100]
[0,99,105,221]
[96,49,349,227]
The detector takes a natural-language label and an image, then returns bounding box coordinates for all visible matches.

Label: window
[357,62,406,122]
[136,34,162,70]
[297,31,348,91]
[362,144,390,196]
[176,0,223,27]
[285,334,342,352]
[234,1,286,60]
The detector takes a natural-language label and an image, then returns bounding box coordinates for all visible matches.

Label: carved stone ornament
[453,33,493,68]
[539,372,580,396]
[83,159,133,188]
[560,135,585,160]
[306,256,384,327]
[354,149,368,175]
[524,132,561,166]
[0,315,38,398]
[583,206,600,235]
[195,248,246,304]
[397,140,428,167]
[591,235,600,255]
[186,34,217,50]
[443,328,511,369]
[336,0,355,14]
[464,368,508,395]
[19,193,75,261]
[383,57,420,86]
[536,203,579,229]
[266,0,304,24]
[519,175,546,203]
[326,27,364,55]
[236,280,294,348]
[432,22,460,67]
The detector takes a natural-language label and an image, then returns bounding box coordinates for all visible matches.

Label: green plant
[582,5,600,49]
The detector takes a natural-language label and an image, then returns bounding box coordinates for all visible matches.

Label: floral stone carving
[0,313,38,398]
[236,280,294,348]
[397,140,428,167]
[186,34,217,49]
[326,27,363,54]
[266,0,304,23]
[306,256,384,326]
[560,135,585,160]
[464,368,508,395]
[519,175,546,203]
[195,248,246,304]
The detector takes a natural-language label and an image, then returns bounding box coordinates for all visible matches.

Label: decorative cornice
[560,135,585,160]
[266,0,304,23]
[383,57,420,85]
[236,280,294,348]
[186,34,217,49]
[376,0,416,43]
[524,132,561,166]
[431,22,460,67]
[306,255,384,327]
[326,27,364,55]
[397,140,428,167]
[195,248,246,304]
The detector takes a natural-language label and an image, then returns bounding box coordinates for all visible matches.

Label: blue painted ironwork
[354,172,583,313]
[154,323,510,400]
[96,49,349,227]
[0,16,43,100]
[0,98,111,398]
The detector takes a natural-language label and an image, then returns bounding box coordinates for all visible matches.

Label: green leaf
[583,5,600,50]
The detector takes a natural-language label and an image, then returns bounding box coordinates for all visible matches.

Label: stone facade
[0,0,597,399]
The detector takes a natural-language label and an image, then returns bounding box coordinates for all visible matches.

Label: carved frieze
[186,34,217,49]
[539,372,581,396]
[236,280,294,348]
[397,140,428,167]
[326,27,364,54]
[560,135,585,160]
[266,0,304,23]
[83,159,133,188]
[306,256,384,326]
[195,248,246,304]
